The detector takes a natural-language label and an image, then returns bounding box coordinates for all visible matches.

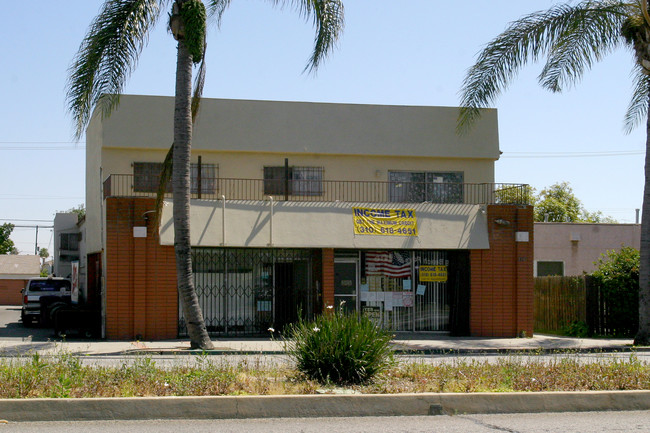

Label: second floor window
[60,233,80,251]
[388,171,464,203]
[133,162,217,194]
[190,163,217,195]
[263,166,323,196]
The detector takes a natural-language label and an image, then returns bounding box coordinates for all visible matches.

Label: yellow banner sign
[419,265,448,282]
[353,207,417,236]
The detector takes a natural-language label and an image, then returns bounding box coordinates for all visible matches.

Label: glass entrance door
[334,261,357,314]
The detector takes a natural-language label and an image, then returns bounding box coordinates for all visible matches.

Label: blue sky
[0,0,644,254]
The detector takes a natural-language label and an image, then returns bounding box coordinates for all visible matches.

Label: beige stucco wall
[85,111,104,256]
[98,95,500,160]
[159,200,490,250]
[87,95,502,254]
[94,95,499,187]
[534,223,641,276]
[101,148,494,184]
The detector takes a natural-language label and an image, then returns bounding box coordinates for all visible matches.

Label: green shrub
[590,246,639,337]
[283,307,395,385]
[563,320,589,337]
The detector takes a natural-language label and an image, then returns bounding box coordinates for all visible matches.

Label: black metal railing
[103,174,532,205]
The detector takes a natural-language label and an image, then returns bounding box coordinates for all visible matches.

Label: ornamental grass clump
[284,306,395,385]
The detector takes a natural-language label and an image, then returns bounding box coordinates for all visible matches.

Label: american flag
[365,251,411,278]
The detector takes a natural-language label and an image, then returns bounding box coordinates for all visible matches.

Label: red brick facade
[321,248,335,311]
[0,279,27,305]
[105,198,178,340]
[469,205,534,337]
[103,200,533,339]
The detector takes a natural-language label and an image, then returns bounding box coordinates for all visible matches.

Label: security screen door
[334,261,357,314]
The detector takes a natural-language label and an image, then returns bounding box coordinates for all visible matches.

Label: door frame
[333,258,359,312]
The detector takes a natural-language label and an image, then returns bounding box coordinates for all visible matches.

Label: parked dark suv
[21,277,71,326]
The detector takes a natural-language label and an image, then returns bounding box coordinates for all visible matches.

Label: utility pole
[9,224,53,255]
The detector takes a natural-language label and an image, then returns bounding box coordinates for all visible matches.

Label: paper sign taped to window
[419,265,448,282]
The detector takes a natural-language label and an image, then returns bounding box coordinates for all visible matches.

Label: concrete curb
[1,391,649,422]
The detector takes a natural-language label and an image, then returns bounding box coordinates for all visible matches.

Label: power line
[0,218,53,223]
[0,141,84,151]
[0,146,85,151]
[11,225,53,229]
[0,196,84,200]
[0,141,82,144]
[502,150,643,158]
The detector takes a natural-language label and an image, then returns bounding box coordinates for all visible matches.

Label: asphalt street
[1,411,649,432]
[0,306,52,341]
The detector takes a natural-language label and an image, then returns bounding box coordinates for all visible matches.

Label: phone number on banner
[355,225,417,236]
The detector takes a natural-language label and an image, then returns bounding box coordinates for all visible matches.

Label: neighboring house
[53,213,80,278]
[0,255,40,305]
[42,258,53,276]
[534,222,641,276]
[53,213,87,302]
[85,95,534,340]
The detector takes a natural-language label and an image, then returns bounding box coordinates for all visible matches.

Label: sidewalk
[0,333,648,422]
[0,333,641,357]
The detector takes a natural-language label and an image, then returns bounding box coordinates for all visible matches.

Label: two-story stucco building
[85,95,534,340]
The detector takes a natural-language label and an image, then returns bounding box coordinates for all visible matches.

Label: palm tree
[67,0,344,349]
[458,0,650,345]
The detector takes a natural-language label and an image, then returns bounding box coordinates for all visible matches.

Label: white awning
[159,200,490,250]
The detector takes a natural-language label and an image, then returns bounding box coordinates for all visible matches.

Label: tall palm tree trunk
[173,39,213,350]
[637,94,650,345]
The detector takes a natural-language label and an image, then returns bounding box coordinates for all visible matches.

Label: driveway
[0,305,58,340]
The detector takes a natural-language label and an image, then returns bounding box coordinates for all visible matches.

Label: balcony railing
[103,174,532,205]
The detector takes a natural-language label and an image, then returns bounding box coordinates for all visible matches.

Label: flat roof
[91,95,500,160]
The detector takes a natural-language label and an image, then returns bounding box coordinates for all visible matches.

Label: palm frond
[260,0,344,72]
[206,0,232,27]
[191,56,207,119]
[66,0,169,138]
[458,0,632,133]
[539,2,633,92]
[302,0,345,72]
[154,145,174,229]
[206,0,343,72]
[624,63,650,133]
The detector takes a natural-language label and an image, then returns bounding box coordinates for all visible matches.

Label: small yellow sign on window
[419,265,447,282]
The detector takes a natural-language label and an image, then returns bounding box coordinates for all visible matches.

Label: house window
[263,166,323,196]
[60,233,80,251]
[388,171,464,203]
[536,261,564,277]
[133,162,217,194]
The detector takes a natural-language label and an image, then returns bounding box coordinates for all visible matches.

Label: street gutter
[0,391,649,422]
